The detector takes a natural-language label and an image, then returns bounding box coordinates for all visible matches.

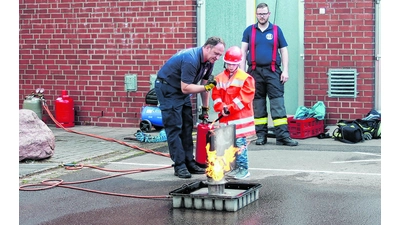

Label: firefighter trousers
[247,66,290,140]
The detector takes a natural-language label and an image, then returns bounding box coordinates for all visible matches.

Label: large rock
[19,109,55,161]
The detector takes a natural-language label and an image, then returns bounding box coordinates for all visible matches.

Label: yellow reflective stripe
[236,71,249,80]
[254,117,268,125]
[273,118,288,126]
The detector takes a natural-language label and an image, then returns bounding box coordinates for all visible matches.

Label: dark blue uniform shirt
[157,47,213,91]
[242,22,288,67]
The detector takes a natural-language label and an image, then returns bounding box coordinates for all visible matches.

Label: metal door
[197,0,304,120]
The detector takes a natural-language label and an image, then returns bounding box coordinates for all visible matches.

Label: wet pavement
[19,124,381,179]
[18,124,382,225]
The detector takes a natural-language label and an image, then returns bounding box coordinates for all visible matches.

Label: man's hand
[204,76,217,91]
[198,106,209,121]
[280,70,289,84]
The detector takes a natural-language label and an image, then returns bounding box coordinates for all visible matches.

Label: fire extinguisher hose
[42,102,171,158]
[20,102,173,200]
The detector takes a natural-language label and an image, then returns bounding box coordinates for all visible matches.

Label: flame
[205,142,239,181]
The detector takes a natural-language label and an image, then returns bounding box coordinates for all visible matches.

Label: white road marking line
[331,159,381,164]
[353,152,381,157]
[106,162,381,176]
[250,168,380,176]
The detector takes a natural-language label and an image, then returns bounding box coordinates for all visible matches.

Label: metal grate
[169,181,262,212]
[327,68,358,98]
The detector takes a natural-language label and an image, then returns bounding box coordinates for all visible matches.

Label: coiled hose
[134,129,167,143]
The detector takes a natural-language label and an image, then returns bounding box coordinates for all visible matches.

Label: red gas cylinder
[195,122,214,168]
[55,90,75,128]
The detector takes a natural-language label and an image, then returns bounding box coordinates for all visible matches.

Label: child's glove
[222,106,230,116]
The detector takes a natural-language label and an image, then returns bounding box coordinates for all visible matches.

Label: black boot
[174,168,192,178]
[187,164,205,174]
[255,135,267,145]
[276,137,298,146]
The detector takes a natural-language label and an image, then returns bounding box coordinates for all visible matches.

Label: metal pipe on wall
[374,0,381,112]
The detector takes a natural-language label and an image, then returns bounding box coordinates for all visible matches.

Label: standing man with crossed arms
[240,2,298,146]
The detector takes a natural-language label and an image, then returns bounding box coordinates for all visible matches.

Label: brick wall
[19,0,197,127]
[304,0,376,125]
[19,0,377,127]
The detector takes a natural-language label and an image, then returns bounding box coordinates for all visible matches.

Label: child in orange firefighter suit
[211,46,256,180]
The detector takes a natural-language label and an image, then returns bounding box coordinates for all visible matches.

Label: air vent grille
[327,69,358,98]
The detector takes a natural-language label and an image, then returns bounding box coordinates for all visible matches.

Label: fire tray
[169,181,262,212]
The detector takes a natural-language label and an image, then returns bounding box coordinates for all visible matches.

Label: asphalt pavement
[19,123,381,180]
[18,123,383,225]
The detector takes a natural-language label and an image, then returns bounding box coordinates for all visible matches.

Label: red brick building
[303,0,379,124]
[19,0,380,127]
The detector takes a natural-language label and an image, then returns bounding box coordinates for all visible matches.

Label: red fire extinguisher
[55,90,75,128]
[195,111,226,168]
[195,121,213,168]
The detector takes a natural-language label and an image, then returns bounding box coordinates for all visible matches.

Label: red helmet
[223,46,242,64]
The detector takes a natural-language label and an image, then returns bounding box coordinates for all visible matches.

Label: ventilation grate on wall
[327,68,358,98]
